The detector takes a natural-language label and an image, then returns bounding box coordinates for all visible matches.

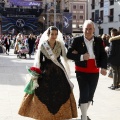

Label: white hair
[83,20,95,30]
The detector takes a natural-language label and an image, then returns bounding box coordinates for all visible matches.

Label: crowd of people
[0,32,74,57]
[0,20,120,120]
[0,33,40,57]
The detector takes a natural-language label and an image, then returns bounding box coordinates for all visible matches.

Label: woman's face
[48,30,58,41]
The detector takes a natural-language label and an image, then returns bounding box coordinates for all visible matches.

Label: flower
[24,66,42,94]
[30,67,42,74]
[26,66,42,77]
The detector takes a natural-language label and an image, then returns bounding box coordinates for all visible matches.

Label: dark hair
[47,26,58,36]
[110,28,118,36]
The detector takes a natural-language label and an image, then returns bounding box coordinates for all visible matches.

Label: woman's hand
[72,50,78,54]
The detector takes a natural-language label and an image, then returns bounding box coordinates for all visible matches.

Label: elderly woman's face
[83,24,95,40]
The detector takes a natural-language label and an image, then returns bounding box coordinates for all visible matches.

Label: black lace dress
[18,44,77,120]
[35,52,71,114]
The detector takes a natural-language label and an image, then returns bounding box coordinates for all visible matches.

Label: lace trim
[41,41,62,59]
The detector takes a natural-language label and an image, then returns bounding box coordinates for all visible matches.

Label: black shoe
[87,116,91,120]
[110,86,117,90]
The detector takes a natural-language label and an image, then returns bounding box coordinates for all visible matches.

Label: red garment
[75,59,99,73]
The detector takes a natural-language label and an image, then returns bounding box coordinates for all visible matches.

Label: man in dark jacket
[28,34,35,58]
[4,35,11,55]
[108,28,120,90]
[67,20,107,120]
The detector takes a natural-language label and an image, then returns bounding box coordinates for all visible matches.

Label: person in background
[28,33,35,58]
[14,33,23,54]
[4,35,11,55]
[16,33,23,44]
[101,34,110,48]
[24,35,29,48]
[67,20,107,120]
[35,34,42,51]
[108,28,120,90]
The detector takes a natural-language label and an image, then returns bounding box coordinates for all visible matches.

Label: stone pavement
[0,49,120,120]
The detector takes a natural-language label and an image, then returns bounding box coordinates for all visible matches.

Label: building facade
[0,0,88,35]
[69,0,88,33]
[39,0,73,34]
[88,0,120,36]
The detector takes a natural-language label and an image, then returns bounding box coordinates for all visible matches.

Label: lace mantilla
[41,41,62,59]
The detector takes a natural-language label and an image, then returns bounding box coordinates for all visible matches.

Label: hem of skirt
[18,113,77,120]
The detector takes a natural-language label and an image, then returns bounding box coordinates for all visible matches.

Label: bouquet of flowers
[24,66,42,94]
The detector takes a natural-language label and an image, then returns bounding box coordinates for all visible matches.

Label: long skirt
[18,61,77,120]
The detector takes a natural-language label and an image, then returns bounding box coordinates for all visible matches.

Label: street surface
[0,49,120,120]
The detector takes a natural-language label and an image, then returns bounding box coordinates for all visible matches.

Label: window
[110,0,114,5]
[91,0,95,9]
[80,5,83,9]
[100,10,103,21]
[73,15,76,20]
[109,8,114,22]
[80,15,83,19]
[72,24,76,28]
[99,28,103,35]
[91,12,95,21]
[100,0,104,8]
[73,5,76,9]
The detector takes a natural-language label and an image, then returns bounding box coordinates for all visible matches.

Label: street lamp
[96,18,103,35]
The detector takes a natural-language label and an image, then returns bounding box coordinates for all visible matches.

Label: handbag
[24,79,34,94]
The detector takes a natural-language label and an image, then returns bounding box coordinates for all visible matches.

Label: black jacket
[108,35,120,66]
[67,35,107,69]
[4,38,11,46]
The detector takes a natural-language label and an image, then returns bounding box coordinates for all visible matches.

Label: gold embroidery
[18,92,77,120]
